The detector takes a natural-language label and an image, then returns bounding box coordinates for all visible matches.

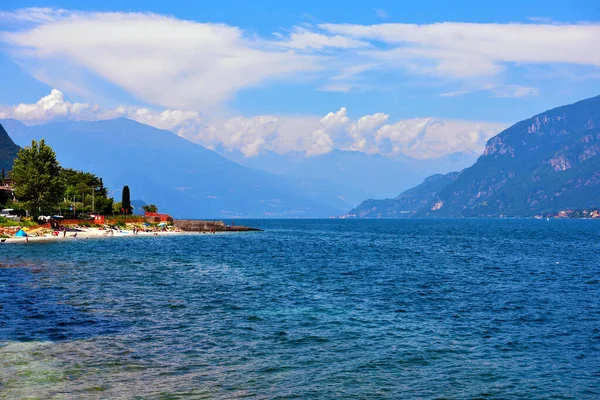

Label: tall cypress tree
[122,185,131,214]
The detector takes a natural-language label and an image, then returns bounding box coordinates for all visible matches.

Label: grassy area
[0,216,38,227]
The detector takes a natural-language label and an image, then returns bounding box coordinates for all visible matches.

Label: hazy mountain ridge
[348,95,600,218]
[346,172,461,218]
[0,123,20,172]
[222,148,478,200]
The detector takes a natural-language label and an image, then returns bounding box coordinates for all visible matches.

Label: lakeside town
[0,139,258,242]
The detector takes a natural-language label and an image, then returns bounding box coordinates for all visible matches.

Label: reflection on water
[1,220,599,398]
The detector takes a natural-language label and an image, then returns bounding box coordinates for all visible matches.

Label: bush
[0,216,38,227]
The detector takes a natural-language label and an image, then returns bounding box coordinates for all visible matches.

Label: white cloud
[346,112,389,153]
[2,9,597,105]
[199,115,282,156]
[373,9,389,19]
[318,84,353,93]
[320,22,600,78]
[306,128,334,156]
[375,118,505,159]
[1,9,318,110]
[0,90,506,160]
[276,27,370,50]
[0,89,104,121]
[439,90,471,97]
[331,64,373,81]
[319,107,350,133]
[487,85,540,98]
[439,85,540,98]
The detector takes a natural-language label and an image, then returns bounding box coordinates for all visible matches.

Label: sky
[0,0,599,160]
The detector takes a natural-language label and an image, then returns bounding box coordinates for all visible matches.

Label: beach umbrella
[14,229,27,237]
[157,222,166,226]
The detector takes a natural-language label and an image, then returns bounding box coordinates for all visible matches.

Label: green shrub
[0,217,38,228]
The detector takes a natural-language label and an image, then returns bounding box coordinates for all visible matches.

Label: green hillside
[0,123,20,172]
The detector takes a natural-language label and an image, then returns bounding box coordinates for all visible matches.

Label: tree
[94,196,114,216]
[11,139,65,217]
[113,201,122,215]
[60,168,112,215]
[121,185,131,214]
[142,204,158,214]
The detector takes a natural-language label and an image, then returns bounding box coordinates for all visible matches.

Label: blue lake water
[1,219,599,398]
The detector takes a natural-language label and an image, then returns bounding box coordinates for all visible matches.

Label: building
[144,212,173,223]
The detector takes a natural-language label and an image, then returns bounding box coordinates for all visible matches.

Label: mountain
[348,95,600,218]
[2,118,341,218]
[346,172,461,218]
[222,148,474,200]
[0,123,20,172]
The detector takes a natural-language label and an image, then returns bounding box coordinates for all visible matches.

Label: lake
[1,219,599,398]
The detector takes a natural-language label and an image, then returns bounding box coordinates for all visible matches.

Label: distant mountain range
[0,123,20,172]
[222,148,478,200]
[2,118,344,218]
[347,95,600,218]
[2,117,480,219]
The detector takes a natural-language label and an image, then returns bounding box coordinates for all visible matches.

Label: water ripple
[0,219,599,398]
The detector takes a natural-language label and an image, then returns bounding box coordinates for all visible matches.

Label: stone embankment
[173,220,261,232]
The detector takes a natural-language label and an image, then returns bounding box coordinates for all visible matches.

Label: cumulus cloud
[0,89,204,135]
[346,112,389,153]
[0,89,104,121]
[0,90,505,159]
[375,118,504,159]
[182,107,502,160]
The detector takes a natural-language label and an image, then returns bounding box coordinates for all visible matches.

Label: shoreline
[1,227,257,244]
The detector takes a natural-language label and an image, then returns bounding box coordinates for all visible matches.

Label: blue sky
[0,1,599,159]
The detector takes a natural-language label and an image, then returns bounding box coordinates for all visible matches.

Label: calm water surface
[1,219,599,399]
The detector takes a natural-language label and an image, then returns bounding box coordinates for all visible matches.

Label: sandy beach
[1,227,208,244]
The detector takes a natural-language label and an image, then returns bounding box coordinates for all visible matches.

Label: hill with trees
[0,123,20,172]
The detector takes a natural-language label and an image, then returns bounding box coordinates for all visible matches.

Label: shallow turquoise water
[1,219,599,398]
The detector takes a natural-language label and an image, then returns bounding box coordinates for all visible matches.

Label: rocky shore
[173,220,261,232]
